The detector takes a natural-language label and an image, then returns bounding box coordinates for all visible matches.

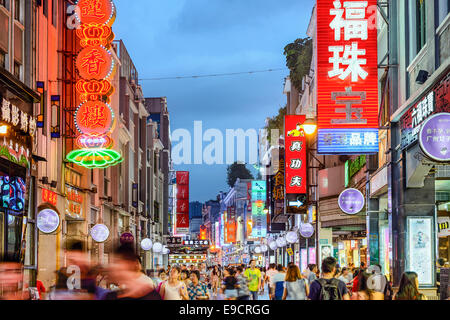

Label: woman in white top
[160,266,189,300]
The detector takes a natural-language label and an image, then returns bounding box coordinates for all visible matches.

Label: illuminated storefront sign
[317,0,379,154]
[67,0,122,169]
[90,223,110,243]
[42,188,57,206]
[175,171,189,234]
[66,186,83,219]
[285,115,307,194]
[0,176,26,213]
[251,181,267,238]
[227,207,237,243]
[338,188,365,215]
[215,221,220,247]
[419,113,450,162]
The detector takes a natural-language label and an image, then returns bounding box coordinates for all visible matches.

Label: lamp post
[301,118,323,267]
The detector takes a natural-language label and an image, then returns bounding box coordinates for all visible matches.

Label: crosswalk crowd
[0,242,432,300]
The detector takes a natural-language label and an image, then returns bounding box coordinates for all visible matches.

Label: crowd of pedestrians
[0,242,441,300]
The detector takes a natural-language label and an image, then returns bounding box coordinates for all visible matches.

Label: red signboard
[285,115,307,194]
[76,0,115,26]
[176,171,189,186]
[75,101,113,135]
[42,188,57,206]
[226,219,237,243]
[176,199,189,214]
[317,0,379,153]
[176,185,189,200]
[76,47,113,80]
[199,225,207,240]
[176,213,190,232]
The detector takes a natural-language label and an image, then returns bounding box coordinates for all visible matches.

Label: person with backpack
[308,257,350,300]
[282,264,309,300]
[236,266,251,300]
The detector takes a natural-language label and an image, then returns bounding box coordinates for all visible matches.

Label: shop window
[408,0,427,64]
[416,0,427,53]
[438,0,450,26]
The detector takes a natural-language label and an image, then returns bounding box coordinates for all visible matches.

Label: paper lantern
[276,236,287,248]
[286,231,299,244]
[260,244,268,252]
[152,242,163,253]
[254,246,261,254]
[141,238,153,251]
[269,241,278,250]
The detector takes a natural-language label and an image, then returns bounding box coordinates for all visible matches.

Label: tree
[283,37,313,92]
[226,162,254,188]
[264,105,287,143]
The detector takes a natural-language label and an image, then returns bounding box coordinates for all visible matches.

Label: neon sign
[67,0,122,169]
[317,0,378,154]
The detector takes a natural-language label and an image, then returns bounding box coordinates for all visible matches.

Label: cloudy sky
[113,0,315,202]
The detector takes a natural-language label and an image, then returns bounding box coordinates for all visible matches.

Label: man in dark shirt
[308,257,350,300]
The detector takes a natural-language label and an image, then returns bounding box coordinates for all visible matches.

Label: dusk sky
[113,0,315,202]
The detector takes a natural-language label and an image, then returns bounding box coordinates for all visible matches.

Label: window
[0,51,5,68]
[43,0,47,17]
[416,0,426,53]
[52,0,56,26]
[103,169,109,197]
[13,61,20,78]
[14,0,20,23]
[438,0,450,25]
[0,0,10,10]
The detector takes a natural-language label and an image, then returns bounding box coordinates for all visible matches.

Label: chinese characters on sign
[419,113,450,162]
[317,0,379,154]
[251,181,267,238]
[284,115,307,195]
[1,98,37,137]
[67,0,122,169]
[42,189,57,206]
[175,171,190,235]
[65,186,84,219]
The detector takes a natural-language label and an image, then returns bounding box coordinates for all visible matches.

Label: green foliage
[226,162,254,188]
[264,105,287,143]
[283,37,313,92]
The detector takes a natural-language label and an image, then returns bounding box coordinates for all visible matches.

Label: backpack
[274,281,284,300]
[317,278,343,300]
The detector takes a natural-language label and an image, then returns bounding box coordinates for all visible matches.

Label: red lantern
[76,46,113,80]
[75,101,113,135]
[76,0,115,26]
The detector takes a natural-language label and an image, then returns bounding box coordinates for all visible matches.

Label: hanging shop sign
[183,240,209,246]
[419,113,450,162]
[175,171,189,235]
[37,209,60,234]
[166,237,183,245]
[400,72,449,149]
[42,188,57,206]
[90,223,110,243]
[1,98,37,137]
[317,0,379,154]
[67,0,122,169]
[285,115,307,194]
[200,225,207,240]
[176,213,189,235]
[299,223,314,238]
[407,217,434,286]
[338,188,365,215]
[272,158,285,200]
[438,217,450,238]
[120,232,134,244]
[227,206,237,243]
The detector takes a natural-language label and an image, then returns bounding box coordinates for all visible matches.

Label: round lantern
[276,236,287,248]
[286,231,299,244]
[140,238,153,251]
[269,241,278,250]
[260,244,268,253]
[152,242,163,253]
[254,246,261,254]
[162,247,170,255]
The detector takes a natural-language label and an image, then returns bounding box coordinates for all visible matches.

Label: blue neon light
[318,128,379,154]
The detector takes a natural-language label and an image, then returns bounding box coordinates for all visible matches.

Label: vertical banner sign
[176,171,189,234]
[251,181,267,238]
[67,0,123,168]
[227,207,237,243]
[317,0,379,154]
[215,221,220,247]
[407,217,434,286]
[285,115,307,194]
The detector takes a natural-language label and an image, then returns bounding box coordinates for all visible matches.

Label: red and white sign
[317,0,379,153]
[285,115,307,194]
[176,213,190,234]
[42,188,57,206]
[176,171,189,234]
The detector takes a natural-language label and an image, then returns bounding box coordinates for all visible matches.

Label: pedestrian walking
[160,266,189,300]
[271,264,286,300]
[236,266,251,300]
[187,270,210,300]
[308,257,350,300]
[244,260,262,300]
[394,272,427,300]
[282,264,309,300]
[222,268,238,300]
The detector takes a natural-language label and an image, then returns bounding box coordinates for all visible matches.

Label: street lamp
[301,118,317,135]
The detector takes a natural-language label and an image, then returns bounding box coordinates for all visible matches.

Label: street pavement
[210,290,270,301]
